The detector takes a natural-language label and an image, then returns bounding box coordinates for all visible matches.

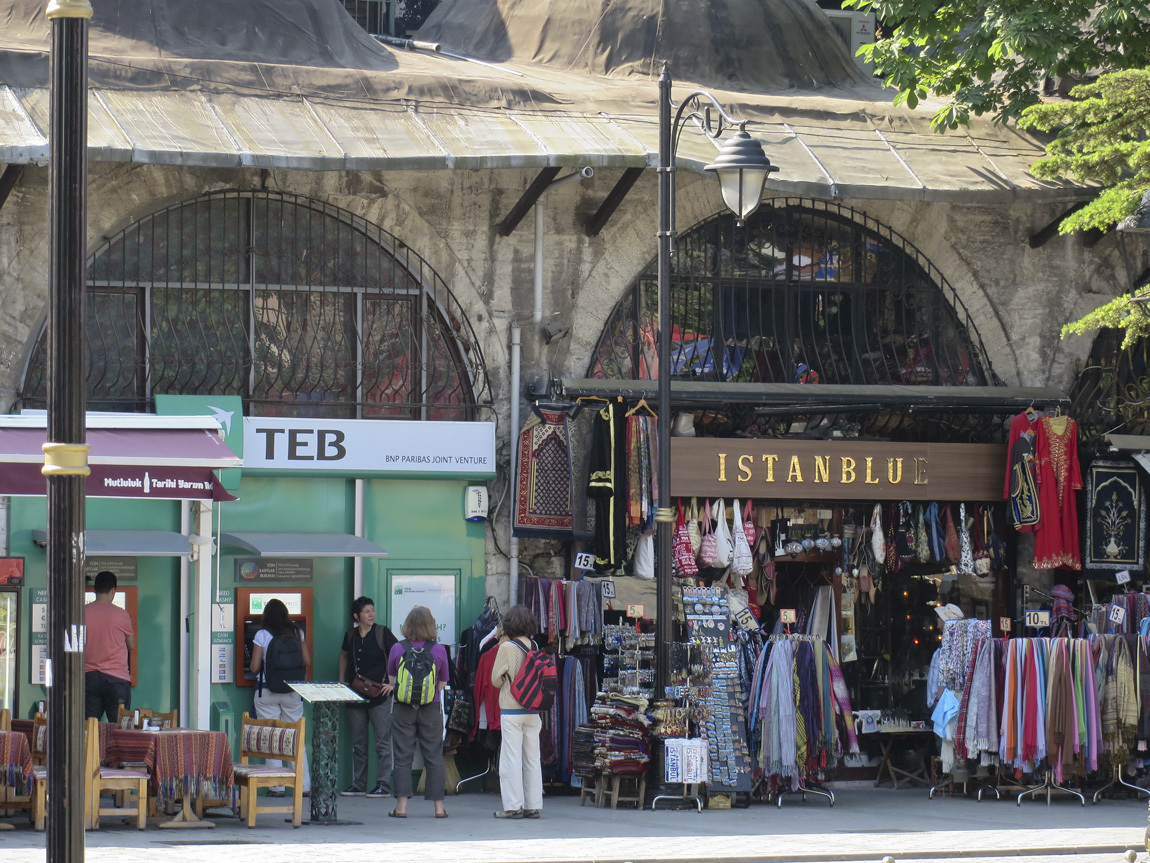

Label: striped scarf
[826,649,859,754]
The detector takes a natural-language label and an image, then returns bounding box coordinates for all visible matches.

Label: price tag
[573,551,596,571]
[626,603,646,619]
[780,608,797,624]
[599,580,616,599]
[1024,609,1050,628]
[734,607,758,631]
[999,617,1012,633]
[1109,604,1127,625]
[1116,570,1131,585]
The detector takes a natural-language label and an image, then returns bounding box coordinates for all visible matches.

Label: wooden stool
[579,774,602,807]
[605,773,646,810]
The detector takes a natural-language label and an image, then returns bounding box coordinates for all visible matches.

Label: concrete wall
[1,159,1146,599]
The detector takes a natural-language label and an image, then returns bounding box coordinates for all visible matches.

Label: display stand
[683,587,753,800]
[1017,768,1085,806]
[289,682,365,825]
[1092,764,1150,804]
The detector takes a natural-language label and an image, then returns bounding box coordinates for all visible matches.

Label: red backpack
[509,640,558,711]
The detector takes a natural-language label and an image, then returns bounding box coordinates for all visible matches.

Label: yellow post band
[41,442,91,476]
[46,0,93,19]
[654,506,675,524]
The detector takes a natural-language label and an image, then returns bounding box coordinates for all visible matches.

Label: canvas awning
[0,414,242,501]
[219,532,388,558]
[31,529,194,556]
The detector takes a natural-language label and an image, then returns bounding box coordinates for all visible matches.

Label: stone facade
[1,157,1146,599]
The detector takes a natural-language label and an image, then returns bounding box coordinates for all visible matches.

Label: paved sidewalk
[1,787,1146,863]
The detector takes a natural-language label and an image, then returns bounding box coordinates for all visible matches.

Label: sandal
[435,811,449,818]
[388,809,406,818]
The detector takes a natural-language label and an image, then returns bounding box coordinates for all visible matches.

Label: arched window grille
[591,198,998,389]
[1069,328,1150,445]
[21,191,490,420]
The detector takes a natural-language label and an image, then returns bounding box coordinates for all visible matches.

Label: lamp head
[705,124,777,222]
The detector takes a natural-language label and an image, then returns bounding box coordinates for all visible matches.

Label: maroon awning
[0,426,241,501]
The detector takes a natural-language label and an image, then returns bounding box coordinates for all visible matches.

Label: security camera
[542,324,570,344]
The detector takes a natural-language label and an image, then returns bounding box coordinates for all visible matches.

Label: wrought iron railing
[588,198,1006,442]
[20,191,491,421]
[1069,328,1150,445]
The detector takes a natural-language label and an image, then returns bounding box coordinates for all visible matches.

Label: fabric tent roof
[0,0,1085,204]
[220,531,388,557]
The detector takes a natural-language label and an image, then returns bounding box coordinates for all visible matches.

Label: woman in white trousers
[490,605,544,818]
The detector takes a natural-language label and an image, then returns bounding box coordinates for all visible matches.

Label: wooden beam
[0,165,24,212]
[1028,200,1088,249]
[583,167,644,237]
[495,167,561,237]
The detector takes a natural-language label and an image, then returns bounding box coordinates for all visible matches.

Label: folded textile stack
[583,692,652,775]
[572,725,598,779]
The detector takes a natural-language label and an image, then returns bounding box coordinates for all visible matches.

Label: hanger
[625,397,657,418]
[1025,403,1037,422]
[575,395,608,406]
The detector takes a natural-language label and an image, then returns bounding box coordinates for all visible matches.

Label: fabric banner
[513,408,574,538]
[1085,458,1147,573]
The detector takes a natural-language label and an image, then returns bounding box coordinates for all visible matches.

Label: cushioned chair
[232,712,305,828]
[86,717,149,830]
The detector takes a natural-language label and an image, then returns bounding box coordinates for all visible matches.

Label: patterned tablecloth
[0,730,34,796]
[107,728,236,810]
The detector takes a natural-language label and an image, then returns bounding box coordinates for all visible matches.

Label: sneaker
[267,789,285,798]
[522,809,540,819]
[493,809,523,819]
[367,786,392,798]
[340,786,366,797]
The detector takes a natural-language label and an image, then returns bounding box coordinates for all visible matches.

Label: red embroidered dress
[1033,415,1082,569]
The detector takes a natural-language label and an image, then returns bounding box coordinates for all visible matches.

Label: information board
[391,573,457,646]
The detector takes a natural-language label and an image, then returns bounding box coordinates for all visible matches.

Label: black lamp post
[44,0,91,860]
[654,64,777,698]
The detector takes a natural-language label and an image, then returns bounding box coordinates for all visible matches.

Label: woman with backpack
[249,597,311,795]
[491,604,544,819]
[386,605,450,818]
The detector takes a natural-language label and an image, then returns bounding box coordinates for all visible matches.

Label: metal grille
[1069,328,1150,445]
[20,191,490,420]
[588,198,1003,441]
[339,0,439,37]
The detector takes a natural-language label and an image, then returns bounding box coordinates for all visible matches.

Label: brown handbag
[351,673,386,699]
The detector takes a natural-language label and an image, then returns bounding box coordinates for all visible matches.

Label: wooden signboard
[670,439,1005,501]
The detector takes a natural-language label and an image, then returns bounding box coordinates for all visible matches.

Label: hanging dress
[1004,411,1040,532]
[1032,415,1083,570]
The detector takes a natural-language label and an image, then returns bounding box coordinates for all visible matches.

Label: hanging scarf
[826,649,859,753]
[762,639,796,781]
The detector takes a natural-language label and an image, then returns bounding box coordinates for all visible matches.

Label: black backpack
[263,634,306,694]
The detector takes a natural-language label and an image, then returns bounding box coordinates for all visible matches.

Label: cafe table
[0,729,35,830]
[872,729,934,790]
[106,727,236,828]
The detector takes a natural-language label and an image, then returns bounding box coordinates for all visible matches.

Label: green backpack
[394,640,437,705]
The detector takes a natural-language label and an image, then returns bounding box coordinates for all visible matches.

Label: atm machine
[234,587,314,687]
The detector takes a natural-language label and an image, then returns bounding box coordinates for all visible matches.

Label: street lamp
[654,64,777,699]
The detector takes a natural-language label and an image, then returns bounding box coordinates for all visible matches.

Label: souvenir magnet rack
[651,640,704,812]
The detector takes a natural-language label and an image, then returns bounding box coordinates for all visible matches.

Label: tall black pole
[45,0,91,859]
[654,63,674,698]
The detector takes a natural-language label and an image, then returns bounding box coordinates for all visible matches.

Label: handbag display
[730,498,754,579]
[711,498,733,569]
[698,498,718,567]
[673,501,699,578]
[445,690,473,734]
[915,504,931,564]
[686,497,702,557]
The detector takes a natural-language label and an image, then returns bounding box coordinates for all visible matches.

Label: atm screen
[242,619,308,682]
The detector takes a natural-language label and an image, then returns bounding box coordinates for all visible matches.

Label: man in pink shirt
[84,570,136,721]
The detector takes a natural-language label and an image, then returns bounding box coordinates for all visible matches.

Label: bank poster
[390,573,457,647]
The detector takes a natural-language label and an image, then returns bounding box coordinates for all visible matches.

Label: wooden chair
[146,708,178,729]
[86,717,148,830]
[0,707,9,730]
[232,712,305,828]
[30,712,47,765]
